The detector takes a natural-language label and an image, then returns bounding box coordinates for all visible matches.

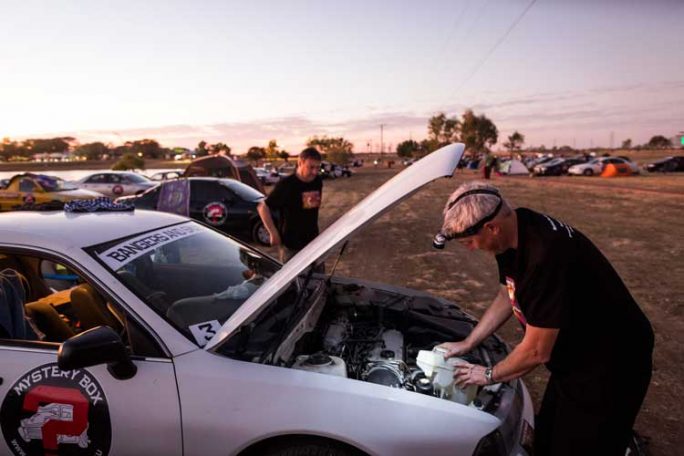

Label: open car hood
[205,143,464,350]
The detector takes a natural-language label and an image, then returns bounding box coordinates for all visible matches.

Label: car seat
[24,301,75,342]
[69,283,122,332]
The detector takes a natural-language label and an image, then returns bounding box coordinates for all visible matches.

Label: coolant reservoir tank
[292,353,347,378]
[416,347,477,405]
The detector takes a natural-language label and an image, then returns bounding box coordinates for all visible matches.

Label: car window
[87,222,279,347]
[135,185,161,209]
[86,174,105,184]
[19,179,37,192]
[109,174,122,184]
[221,179,264,201]
[0,252,163,356]
[191,180,231,203]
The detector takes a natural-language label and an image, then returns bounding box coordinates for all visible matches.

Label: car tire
[251,437,364,456]
[583,169,593,176]
[252,220,270,246]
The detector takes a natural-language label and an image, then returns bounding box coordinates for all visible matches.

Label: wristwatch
[484,367,495,385]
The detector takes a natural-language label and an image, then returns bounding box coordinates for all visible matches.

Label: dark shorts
[535,361,651,456]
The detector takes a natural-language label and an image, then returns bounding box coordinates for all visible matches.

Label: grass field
[284,164,684,456]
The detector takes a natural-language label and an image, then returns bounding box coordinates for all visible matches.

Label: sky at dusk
[1,0,682,153]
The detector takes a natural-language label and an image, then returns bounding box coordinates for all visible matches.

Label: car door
[0,250,182,456]
[189,180,247,234]
[82,174,107,195]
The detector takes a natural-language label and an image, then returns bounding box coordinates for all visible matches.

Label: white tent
[499,159,529,175]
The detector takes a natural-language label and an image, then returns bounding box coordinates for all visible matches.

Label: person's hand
[453,362,489,387]
[269,230,281,246]
[435,340,472,358]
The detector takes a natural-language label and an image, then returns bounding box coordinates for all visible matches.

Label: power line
[449,0,538,99]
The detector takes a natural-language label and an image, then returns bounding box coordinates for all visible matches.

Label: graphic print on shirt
[301,190,321,209]
[506,276,527,327]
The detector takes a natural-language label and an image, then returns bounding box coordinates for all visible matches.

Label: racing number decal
[23,194,36,205]
[1,363,111,456]
[188,320,222,347]
[111,185,124,196]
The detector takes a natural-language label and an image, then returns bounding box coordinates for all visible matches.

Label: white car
[254,167,282,185]
[567,157,639,176]
[0,144,534,456]
[74,171,158,196]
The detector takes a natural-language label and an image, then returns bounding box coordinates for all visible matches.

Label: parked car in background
[532,157,586,176]
[0,144,535,456]
[254,167,282,185]
[75,171,157,196]
[0,173,102,211]
[568,156,638,176]
[149,170,184,181]
[646,156,684,172]
[117,177,272,245]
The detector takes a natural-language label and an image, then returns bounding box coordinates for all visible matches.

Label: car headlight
[473,430,506,456]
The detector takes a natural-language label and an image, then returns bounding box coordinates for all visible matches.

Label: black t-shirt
[265,174,322,250]
[496,208,653,377]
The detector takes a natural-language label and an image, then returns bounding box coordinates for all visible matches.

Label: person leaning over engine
[435,181,653,456]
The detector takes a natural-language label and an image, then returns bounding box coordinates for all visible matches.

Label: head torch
[433,189,502,249]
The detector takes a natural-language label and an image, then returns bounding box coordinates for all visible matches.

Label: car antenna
[326,240,349,284]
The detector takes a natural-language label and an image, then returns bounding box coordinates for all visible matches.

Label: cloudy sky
[1,0,682,153]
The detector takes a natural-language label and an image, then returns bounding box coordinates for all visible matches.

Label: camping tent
[601,163,632,178]
[184,155,265,192]
[498,159,529,175]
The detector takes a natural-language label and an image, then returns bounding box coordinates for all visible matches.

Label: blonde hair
[441,181,511,235]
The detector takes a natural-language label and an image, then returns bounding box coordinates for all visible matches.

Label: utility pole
[610,131,614,149]
[380,124,385,156]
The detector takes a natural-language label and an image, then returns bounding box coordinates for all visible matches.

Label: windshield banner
[97,223,203,270]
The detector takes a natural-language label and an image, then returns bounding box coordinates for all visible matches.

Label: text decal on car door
[1,363,111,456]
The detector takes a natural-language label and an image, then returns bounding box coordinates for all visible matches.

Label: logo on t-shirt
[506,276,527,327]
[301,191,321,209]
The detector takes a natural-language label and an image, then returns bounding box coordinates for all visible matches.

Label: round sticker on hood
[1,363,111,456]
[202,202,227,226]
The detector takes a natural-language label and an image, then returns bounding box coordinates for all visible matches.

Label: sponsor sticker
[188,320,222,347]
[0,363,111,456]
[23,194,36,205]
[97,222,203,270]
[202,202,227,226]
[111,185,124,196]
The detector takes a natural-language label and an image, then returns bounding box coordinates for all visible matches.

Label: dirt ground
[267,165,682,455]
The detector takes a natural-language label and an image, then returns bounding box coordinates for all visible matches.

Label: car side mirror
[58,326,137,380]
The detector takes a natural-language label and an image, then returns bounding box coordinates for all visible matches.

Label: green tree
[125,139,164,159]
[460,109,498,155]
[265,140,281,161]
[210,142,231,155]
[621,139,632,149]
[396,139,420,158]
[427,113,460,146]
[306,136,354,164]
[278,150,290,162]
[646,135,672,148]
[0,138,28,160]
[112,153,145,171]
[503,131,525,152]
[246,146,266,163]
[195,141,209,157]
[75,142,110,161]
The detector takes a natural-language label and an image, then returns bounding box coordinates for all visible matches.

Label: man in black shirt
[258,147,323,262]
[435,182,653,455]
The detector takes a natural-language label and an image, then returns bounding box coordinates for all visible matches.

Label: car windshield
[87,221,280,346]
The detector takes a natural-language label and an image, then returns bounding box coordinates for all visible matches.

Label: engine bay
[221,278,511,406]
